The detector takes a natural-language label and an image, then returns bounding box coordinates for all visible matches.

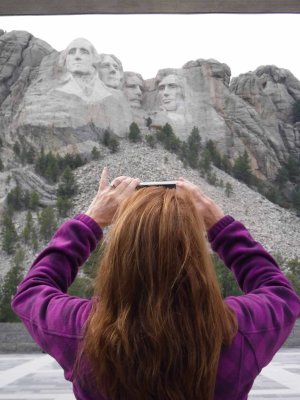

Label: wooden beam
[0,0,300,16]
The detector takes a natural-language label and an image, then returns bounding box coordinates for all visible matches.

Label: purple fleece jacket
[11,214,300,400]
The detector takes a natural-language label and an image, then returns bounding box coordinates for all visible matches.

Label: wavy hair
[80,187,237,399]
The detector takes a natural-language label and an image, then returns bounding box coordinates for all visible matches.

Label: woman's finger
[114,177,133,193]
[110,176,128,189]
[99,167,108,191]
[177,179,196,192]
[122,178,140,196]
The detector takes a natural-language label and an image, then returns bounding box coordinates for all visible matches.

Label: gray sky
[0,14,299,81]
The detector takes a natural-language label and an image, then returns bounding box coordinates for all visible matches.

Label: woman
[12,167,300,400]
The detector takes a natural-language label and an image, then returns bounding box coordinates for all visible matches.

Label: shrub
[2,213,18,254]
[91,146,101,160]
[0,248,25,322]
[145,134,156,148]
[212,254,242,297]
[156,123,181,153]
[39,207,57,241]
[225,182,233,197]
[232,151,253,185]
[108,137,120,153]
[128,122,142,143]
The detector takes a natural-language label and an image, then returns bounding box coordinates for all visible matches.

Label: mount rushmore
[0,30,300,180]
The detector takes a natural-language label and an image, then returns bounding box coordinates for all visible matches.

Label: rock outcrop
[0,31,300,181]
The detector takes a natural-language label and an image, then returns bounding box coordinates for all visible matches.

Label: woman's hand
[85,167,140,228]
[176,178,224,230]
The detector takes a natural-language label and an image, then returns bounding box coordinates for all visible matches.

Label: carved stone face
[158,74,184,111]
[99,55,122,88]
[124,75,144,108]
[65,39,95,75]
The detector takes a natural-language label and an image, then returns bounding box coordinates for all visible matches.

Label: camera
[137,181,177,189]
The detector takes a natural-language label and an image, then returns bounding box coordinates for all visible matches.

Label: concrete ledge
[0,323,41,353]
[0,320,299,353]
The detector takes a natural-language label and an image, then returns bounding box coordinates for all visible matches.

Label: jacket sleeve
[11,214,102,378]
[208,215,300,371]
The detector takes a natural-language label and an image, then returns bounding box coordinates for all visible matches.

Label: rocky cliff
[0,30,299,181]
[0,30,300,274]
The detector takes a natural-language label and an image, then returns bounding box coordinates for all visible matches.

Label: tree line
[1,119,299,321]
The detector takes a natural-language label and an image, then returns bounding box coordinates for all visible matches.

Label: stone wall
[0,323,41,353]
[0,321,299,353]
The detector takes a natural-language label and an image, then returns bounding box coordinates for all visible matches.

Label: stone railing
[0,320,299,353]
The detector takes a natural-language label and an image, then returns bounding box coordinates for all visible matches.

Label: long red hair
[80,187,237,399]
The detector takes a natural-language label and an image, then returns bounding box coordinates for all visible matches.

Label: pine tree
[199,149,212,174]
[128,122,142,142]
[221,155,232,174]
[34,147,46,176]
[145,117,152,129]
[275,166,289,188]
[57,196,72,217]
[0,248,25,322]
[45,152,60,183]
[83,243,105,279]
[205,140,222,168]
[108,137,120,153]
[29,191,39,210]
[103,128,112,147]
[285,257,300,295]
[2,212,18,254]
[157,123,181,153]
[56,167,77,216]
[0,157,4,171]
[23,190,31,209]
[291,185,300,214]
[179,141,189,165]
[145,134,156,148]
[6,183,24,211]
[13,141,21,157]
[186,127,202,169]
[31,228,38,251]
[57,166,78,198]
[39,207,57,241]
[212,254,242,297]
[25,145,36,164]
[73,154,85,169]
[188,126,202,151]
[22,210,33,244]
[232,151,253,185]
[91,146,101,160]
[225,182,234,197]
[207,171,218,186]
[285,156,300,184]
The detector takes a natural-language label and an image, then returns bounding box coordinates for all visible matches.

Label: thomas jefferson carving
[123,72,144,108]
[98,54,123,89]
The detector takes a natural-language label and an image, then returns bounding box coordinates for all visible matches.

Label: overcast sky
[0,14,299,81]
